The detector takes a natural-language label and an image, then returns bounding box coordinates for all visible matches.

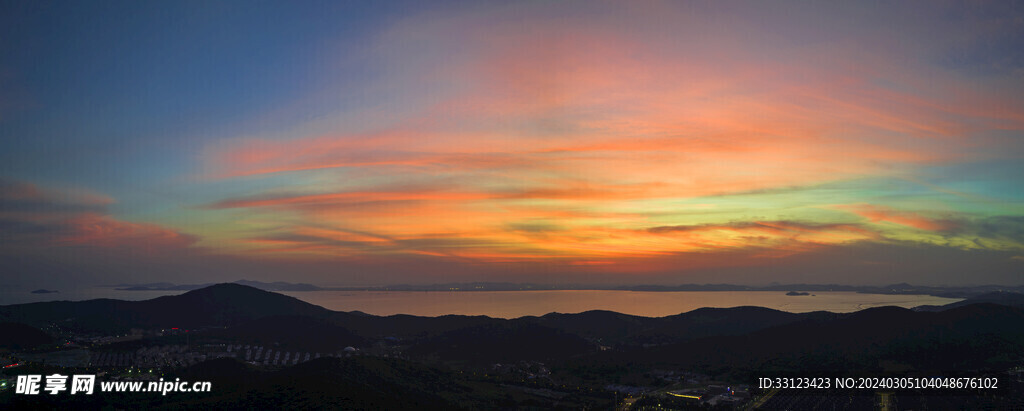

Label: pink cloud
[0,180,197,254]
[56,213,198,250]
[835,204,955,231]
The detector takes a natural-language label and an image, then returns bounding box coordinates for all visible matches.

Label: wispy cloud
[834,204,956,231]
[0,180,197,253]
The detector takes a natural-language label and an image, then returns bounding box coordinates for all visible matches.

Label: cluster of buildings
[87,344,360,369]
[490,361,551,380]
[3,341,364,372]
[105,344,207,368]
[78,333,144,345]
[228,344,356,366]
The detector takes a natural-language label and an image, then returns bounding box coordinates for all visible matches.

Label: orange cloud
[56,213,198,250]
[0,180,198,254]
[208,190,496,209]
[644,220,877,252]
[835,204,955,231]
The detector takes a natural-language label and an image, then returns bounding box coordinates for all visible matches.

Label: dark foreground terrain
[2,284,1023,409]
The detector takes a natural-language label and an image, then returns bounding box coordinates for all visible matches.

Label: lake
[0,288,962,318]
[280,290,960,318]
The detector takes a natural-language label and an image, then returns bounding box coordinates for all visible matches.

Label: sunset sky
[2,1,1023,288]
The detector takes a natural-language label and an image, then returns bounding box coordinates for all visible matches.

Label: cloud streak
[0,180,197,253]
[835,204,957,232]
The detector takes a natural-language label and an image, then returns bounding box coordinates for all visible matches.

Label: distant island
[113,280,324,292]
[785,291,811,296]
[29,289,58,294]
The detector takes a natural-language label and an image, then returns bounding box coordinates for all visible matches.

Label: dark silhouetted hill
[525,306,808,346]
[328,312,501,339]
[530,310,651,345]
[0,322,52,350]
[138,283,330,326]
[583,303,1024,380]
[914,291,1024,311]
[652,306,811,344]
[408,320,595,364]
[256,356,489,409]
[0,284,330,332]
[212,315,365,352]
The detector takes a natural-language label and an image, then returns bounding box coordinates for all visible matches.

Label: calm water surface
[0,288,962,318]
[282,290,960,318]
